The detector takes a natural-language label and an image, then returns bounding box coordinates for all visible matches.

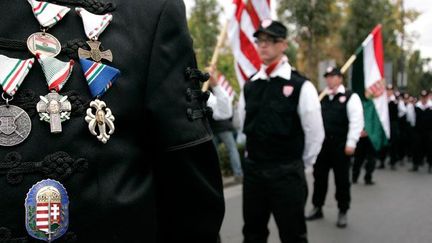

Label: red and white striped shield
[36,202,62,232]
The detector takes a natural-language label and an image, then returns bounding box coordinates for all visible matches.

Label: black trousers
[352,137,376,182]
[413,130,432,168]
[242,159,308,243]
[389,121,400,166]
[312,139,351,212]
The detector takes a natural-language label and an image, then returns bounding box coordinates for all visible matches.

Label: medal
[26,0,70,58]
[25,179,69,243]
[36,55,74,133]
[0,55,34,146]
[76,8,120,143]
[76,7,113,62]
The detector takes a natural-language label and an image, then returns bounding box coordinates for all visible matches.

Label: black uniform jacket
[0,0,224,242]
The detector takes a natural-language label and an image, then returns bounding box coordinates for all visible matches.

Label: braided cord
[44,0,116,14]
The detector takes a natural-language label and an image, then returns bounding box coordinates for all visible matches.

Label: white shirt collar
[326,84,346,95]
[416,100,432,110]
[251,55,291,81]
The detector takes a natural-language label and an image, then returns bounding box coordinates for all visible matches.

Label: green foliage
[277,0,341,82]
[407,50,431,95]
[188,0,221,69]
[340,0,398,61]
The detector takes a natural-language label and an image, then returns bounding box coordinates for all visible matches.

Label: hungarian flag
[351,24,390,151]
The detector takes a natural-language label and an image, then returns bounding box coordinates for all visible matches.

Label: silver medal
[0,105,32,146]
[37,91,71,134]
[27,32,62,57]
[85,99,115,144]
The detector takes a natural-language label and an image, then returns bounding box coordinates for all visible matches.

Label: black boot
[306,207,323,220]
[336,212,348,228]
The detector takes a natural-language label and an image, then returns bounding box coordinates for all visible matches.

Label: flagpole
[202,20,229,92]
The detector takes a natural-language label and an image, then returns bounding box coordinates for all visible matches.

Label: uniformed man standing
[386,85,401,169]
[238,20,324,243]
[412,90,432,172]
[306,67,364,228]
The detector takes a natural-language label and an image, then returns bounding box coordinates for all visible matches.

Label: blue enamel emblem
[25,179,69,242]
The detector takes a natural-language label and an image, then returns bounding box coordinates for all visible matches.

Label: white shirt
[206,84,233,121]
[237,58,325,167]
[398,100,407,118]
[406,103,416,127]
[326,85,364,148]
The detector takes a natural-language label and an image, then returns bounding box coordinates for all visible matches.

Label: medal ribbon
[27,0,70,28]
[0,55,34,96]
[80,58,120,98]
[37,54,75,91]
[76,7,113,40]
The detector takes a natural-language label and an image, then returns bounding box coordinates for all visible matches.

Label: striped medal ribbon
[36,54,75,134]
[26,0,70,57]
[0,55,34,146]
[77,7,120,144]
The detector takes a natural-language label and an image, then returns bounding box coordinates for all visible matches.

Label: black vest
[388,100,399,122]
[243,71,305,162]
[415,106,432,131]
[321,91,353,142]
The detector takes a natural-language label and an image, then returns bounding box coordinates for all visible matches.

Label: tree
[188,0,221,69]
[278,0,342,83]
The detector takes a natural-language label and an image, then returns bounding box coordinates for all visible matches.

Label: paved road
[220,163,432,243]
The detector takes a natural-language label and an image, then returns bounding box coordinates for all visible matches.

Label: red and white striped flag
[217,74,235,100]
[227,0,271,88]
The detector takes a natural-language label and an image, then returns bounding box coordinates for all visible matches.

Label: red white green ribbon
[76,7,113,40]
[27,0,70,28]
[37,54,75,91]
[0,55,34,96]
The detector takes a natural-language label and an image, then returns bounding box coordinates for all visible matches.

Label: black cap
[253,19,287,39]
[324,66,342,77]
[420,90,429,97]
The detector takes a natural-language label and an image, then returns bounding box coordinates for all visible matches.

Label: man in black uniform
[238,20,324,243]
[0,0,224,242]
[306,67,363,228]
[412,90,432,172]
[385,84,400,169]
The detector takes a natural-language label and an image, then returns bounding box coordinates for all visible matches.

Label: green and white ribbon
[76,7,112,40]
[37,54,74,91]
[27,0,70,28]
[0,55,34,96]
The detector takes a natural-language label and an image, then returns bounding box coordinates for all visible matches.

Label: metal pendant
[27,32,62,57]
[85,99,115,144]
[25,179,69,243]
[37,91,71,134]
[78,40,113,62]
[0,105,32,146]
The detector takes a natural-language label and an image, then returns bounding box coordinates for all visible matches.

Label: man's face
[386,89,394,97]
[255,33,287,65]
[325,75,342,90]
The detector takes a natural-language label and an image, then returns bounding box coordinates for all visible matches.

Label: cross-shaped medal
[78,40,113,62]
[37,91,72,133]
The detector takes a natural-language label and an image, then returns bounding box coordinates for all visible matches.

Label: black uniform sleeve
[144,0,213,151]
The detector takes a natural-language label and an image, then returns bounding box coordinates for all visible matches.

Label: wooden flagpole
[202,20,230,92]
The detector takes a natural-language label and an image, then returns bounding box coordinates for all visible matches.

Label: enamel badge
[282,85,294,97]
[339,96,347,103]
[25,179,69,242]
